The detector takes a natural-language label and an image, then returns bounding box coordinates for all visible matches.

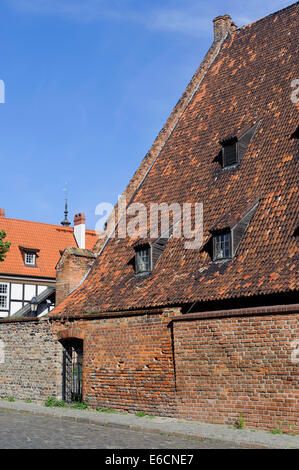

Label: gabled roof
[52,2,299,316]
[0,217,97,278]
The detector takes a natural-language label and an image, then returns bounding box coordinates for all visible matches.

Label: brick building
[0,3,298,432]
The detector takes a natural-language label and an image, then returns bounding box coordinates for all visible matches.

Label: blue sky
[0,0,295,229]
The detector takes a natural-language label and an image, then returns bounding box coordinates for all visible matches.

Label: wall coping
[0,317,48,324]
[169,303,299,324]
[49,308,166,321]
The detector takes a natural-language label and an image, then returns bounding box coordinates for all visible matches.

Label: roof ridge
[238,1,298,32]
[1,216,96,233]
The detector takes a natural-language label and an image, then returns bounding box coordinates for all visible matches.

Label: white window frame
[135,247,152,275]
[213,232,231,261]
[0,282,9,311]
[25,252,36,266]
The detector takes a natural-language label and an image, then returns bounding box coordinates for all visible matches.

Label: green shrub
[44,397,66,408]
[270,429,283,435]
[235,413,246,429]
[45,397,56,407]
[72,401,89,410]
[54,400,67,407]
[8,397,15,402]
[96,407,117,414]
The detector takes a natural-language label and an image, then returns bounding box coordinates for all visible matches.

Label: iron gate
[62,339,83,403]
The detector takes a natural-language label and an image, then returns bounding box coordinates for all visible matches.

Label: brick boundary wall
[51,309,180,416]
[0,318,63,403]
[171,305,299,433]
[0,304,298,432]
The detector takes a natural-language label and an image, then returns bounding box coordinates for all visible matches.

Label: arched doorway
[61,338,83,403]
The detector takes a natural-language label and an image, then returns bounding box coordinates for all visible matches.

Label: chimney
[213,14,236,42]
[0,208,5,217]
[74,213,86,249]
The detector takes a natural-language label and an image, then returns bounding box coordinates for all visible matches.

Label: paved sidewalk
[0,400,298,449]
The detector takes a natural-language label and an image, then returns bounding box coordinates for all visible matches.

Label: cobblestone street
[0,409,252,449]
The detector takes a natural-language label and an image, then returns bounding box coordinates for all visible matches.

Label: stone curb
[0,400,298,449]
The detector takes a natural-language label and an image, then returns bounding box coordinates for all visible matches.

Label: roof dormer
[219,121,260,169]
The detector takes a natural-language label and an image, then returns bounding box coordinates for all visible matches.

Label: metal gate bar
[62,340,83,403]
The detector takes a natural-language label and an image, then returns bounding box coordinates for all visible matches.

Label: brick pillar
[55,247,96,305]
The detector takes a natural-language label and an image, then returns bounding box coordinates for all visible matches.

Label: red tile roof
[53,3,299,316]
[0,217,97,279]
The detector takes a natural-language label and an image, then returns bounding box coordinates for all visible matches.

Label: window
[213,232,231,261]
[25,252,36,266]
[135,247,151,275]
[211,200,259,262]
[19,246,39,267]
[222,142,238,167]
[0,283,9,310]
[220,122,260,169]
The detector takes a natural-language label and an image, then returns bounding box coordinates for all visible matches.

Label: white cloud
[147,8,210,37]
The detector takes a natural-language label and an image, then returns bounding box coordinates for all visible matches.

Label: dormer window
[211,199,259,262]
[222,139,238,168]
[19,246,39,267]
[133,230,171,276]
[213,231,231,261]
[135,245,151,275]
[219,121,260,169]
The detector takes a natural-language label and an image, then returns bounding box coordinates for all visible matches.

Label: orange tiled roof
[0,217,97,279]
[53,3,298,316]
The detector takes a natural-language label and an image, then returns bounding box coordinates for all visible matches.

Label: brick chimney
[0,208,5,217]
[213,14,236,42]
[55,247,95,305]
[74,213,86,249]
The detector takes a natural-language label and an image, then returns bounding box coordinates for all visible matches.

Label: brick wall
[0,305,297,433]
[51,309,179,416]
[173,309,299,433]
[0,318,63,403]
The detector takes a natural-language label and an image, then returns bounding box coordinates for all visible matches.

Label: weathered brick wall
[0,318,63,402]
[173,310,299,433]
[0,306,297,433]
[51,309,178,416]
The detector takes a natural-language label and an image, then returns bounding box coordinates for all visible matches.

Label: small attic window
[25,252,36,266]
[222,140,238,168]
[211,200,259,263]
[19,246,39,267]
[220,121,260,169]
[135,246,151,275]
[213,231,231,261]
